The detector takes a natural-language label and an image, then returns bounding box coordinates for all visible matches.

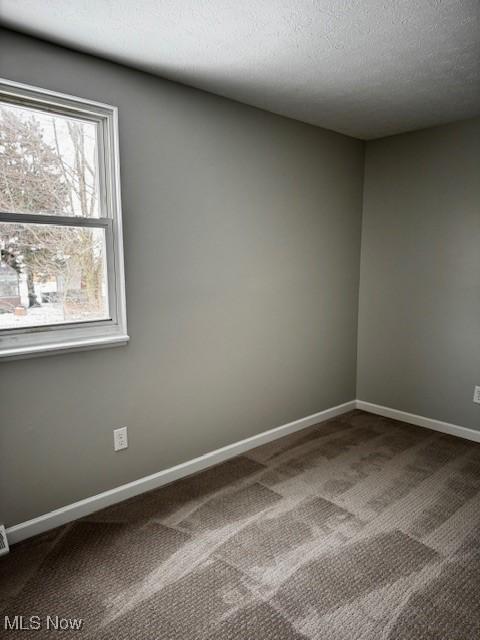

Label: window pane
[0,102,99,217]
[0,222,109,328]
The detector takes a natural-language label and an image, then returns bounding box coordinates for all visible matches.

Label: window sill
[0,334,130,361]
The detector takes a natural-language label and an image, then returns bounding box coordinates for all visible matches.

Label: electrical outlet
[473,386,480,405]
[114,427,128,451]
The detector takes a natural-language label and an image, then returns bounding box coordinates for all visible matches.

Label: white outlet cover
[473,386,480,405]
[114,427,128,451]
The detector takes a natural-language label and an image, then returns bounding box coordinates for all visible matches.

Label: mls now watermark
[4,615,84,632]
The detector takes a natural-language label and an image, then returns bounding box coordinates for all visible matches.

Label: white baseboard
[356,400,480,443]
[9,398,477,546]
[6,400,356,545]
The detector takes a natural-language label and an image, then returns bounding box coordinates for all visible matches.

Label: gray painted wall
[358,117,480,430]
[0,30,364,528]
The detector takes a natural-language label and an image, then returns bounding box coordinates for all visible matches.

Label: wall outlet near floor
[114,427,128,451]
[473,386,480,405]
[0,525,10,556]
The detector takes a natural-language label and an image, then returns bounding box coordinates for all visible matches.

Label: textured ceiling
[1,0,479,139]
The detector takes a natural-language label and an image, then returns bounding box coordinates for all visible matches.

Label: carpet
[1,410,480,639]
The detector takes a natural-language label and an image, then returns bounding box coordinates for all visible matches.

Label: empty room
[0,2,479,638]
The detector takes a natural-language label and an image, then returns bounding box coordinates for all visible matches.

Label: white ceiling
[1,0,479,139]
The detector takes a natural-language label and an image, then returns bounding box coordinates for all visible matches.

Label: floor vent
[0,525,10,556]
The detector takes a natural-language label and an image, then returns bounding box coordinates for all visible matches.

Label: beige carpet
[1,410,480,639]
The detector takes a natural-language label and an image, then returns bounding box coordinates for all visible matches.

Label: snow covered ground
[0,304,67,329]
[0,304,107,329]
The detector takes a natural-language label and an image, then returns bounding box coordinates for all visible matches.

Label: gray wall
[358,117,480,430]
[0,30,364,528]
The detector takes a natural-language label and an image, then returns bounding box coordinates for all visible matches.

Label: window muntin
[0,79,128,358]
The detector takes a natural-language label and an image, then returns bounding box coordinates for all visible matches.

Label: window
[0,78,128,358]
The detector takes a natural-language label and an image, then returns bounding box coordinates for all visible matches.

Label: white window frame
[0,78,128,359]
